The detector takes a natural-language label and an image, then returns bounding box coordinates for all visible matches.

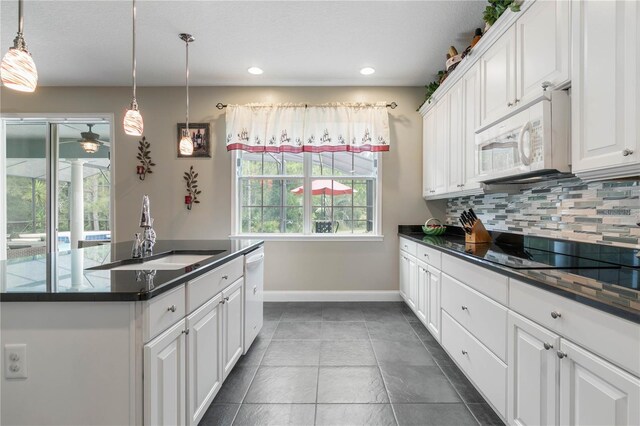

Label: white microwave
[475,91,570,184]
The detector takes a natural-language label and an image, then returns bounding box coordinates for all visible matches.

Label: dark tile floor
[199,302,505,426]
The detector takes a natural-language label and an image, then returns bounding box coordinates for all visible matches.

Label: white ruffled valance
[226,102,390,153]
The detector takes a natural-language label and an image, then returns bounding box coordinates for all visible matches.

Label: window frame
[230,150,383,241]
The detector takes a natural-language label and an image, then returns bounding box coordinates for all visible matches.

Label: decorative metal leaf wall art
[136,136,156,180]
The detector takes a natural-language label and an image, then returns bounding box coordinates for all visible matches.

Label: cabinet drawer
[509,279,640,377]
[399,237,417,257]
[187,257,243,313]
[143,285,186,343]
[442,311,507,418]
[441,273,508,361]
[417,244,441,270]
[441,254,508,305]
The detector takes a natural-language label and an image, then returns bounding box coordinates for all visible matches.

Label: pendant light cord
[132,0,137,106]
[185,39,190,130]
[18,0,24,35]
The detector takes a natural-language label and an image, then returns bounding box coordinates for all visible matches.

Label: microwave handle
[518,121,533,166]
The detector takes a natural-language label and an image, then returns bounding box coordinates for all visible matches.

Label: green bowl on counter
[422,218,446,236]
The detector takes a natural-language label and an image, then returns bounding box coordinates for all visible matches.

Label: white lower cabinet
[416,262,428,324]
[144,319,187,426]
[426,265,441,341]
[559,339,640,426]
[222,278,244,379]
[187,295,223,426]
[507,311,560,426]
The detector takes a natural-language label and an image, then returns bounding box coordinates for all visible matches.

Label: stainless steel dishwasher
[243,246,264,352]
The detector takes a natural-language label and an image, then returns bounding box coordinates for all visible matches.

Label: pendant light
[1,0,38,92]
[178,33,195,156]
[123,0,143,136]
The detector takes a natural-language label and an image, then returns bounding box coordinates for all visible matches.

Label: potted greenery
[483,0,521,29]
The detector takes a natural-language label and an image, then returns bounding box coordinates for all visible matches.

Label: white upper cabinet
[515,0,570,105]
[422,108,437,197]
[463,63,481,190]
[433,94,450,195]
[447,81,465,192]
[571,0,640,179]
[480,25,517,127]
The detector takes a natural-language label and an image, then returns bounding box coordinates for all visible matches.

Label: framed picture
[177,123,211,158]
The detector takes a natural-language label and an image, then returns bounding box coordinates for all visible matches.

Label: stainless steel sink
[86,250,226,271]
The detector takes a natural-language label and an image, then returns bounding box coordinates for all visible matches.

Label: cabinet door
[572,0,639,176]
[507,312,560,426]
[480,25,517,127]
[447,80,465,192]
[407,255,417,310]
[559,339,640,426]
[422,108,437,197]
[399,252,408,300]
[426,265,441,341]
[187,296,222,426]
[463,63,481,190]
[222,279,244,379]
[433,95,449,194]
[515,0,570,104]
[144,319,187,426]
[416,263,428,324]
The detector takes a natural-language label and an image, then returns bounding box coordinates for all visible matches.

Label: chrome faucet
[139,195,157,255]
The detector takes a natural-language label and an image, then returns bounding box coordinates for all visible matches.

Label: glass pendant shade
[1,47,37,92]
[124,106,144,136]
[80,140,100,154]
[179,134,194,156]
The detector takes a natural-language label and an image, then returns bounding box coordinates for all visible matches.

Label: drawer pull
[219,299,226,305]
[167,305,177,313]
[222,275,229,280]
[181,329,190,335]
[550,311,562,319]
[423,253,429,258]
[461,350,468,355]
[543,342,553,350]
[224,297,230,302]
[557,350,567,359]
[461,305,468,311]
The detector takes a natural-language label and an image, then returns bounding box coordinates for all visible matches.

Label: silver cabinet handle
[219,299,226,305]
[551,311,562,319]
[507,102,514,107]
[167,305,177,313]
[224,297,230,302]
[514,98,520,104]
[222,275,229,280]
[462,350,468,355]
[253,286,258,295]
[622,149,634,156]
[541,81,552,91]
[543,342,553,350]
[557,350,567,359]
[461,305,468,311]
[423,253,429,259]
[181,329,190,335]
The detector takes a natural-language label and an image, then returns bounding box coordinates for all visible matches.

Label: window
[233,151,380,238]
[1,117,113,259]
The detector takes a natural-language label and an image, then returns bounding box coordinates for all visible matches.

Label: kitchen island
[1,239,264,426]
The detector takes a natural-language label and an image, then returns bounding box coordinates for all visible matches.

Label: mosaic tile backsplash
[446,178,640,249]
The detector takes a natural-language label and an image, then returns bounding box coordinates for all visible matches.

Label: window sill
[230,234,384,242]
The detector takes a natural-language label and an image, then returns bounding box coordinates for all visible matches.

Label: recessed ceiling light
[248,67,263,75]
[360,67,375,75]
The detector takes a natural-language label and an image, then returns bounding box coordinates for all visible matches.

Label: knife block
[465,220,492,244]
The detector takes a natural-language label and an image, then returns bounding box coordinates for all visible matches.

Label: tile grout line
[365,311,401,426]
[229,311,282,425]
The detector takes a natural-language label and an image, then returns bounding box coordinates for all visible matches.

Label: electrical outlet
[4,344,27,379]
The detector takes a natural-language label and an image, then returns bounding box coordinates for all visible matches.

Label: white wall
[1,86,444,293]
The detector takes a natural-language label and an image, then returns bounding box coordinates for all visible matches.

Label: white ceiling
[0,0,486,87]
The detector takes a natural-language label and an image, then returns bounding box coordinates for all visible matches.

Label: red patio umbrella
[290,179,356,196]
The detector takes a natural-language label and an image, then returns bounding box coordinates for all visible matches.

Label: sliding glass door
[2,118,112,260]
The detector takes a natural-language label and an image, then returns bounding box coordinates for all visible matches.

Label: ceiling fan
[59,123,110,154]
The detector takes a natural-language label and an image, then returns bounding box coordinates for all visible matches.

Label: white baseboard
[263,290,402,302]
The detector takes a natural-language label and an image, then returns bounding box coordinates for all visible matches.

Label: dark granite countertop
[398,226,640,324]
[0,239,263,302]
